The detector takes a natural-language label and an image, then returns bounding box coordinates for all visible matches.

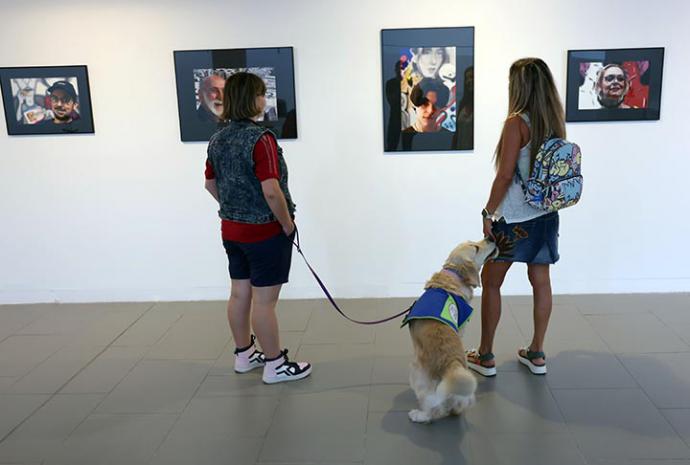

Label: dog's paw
[408,409,431,423]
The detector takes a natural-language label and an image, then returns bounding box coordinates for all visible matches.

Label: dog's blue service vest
[401,287,473,333]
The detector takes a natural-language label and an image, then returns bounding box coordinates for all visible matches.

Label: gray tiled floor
[0,293,688,464]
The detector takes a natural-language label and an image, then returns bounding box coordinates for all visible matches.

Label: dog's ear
[459,262,481,288]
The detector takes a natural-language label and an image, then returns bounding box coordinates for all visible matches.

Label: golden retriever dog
[404,239,498,423]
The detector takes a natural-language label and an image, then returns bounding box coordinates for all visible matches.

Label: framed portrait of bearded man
[173,47,297,141]
[381,27,474,152]
[566,47,664,122]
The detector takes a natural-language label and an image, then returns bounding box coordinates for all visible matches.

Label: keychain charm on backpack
[519,138,583,211]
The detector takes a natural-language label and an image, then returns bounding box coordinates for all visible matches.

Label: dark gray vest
[207,120,295,224]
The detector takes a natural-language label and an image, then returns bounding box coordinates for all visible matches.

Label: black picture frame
[173,47,298,142]
[381,27,474,153]
[566,47,664,122]
[0,65,95,135]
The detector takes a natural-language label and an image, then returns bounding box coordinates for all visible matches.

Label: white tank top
[495,113,548,224]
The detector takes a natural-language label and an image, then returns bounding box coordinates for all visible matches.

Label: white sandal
[466,349,497,377]
[517,347,547,375]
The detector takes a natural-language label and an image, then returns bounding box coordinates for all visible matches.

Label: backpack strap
[516,112,530,127]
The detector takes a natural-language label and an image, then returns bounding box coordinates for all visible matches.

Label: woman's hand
[283,220,295,236]
[483,217,494,240]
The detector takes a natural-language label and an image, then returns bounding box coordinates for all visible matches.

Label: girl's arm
[482,116,526,236]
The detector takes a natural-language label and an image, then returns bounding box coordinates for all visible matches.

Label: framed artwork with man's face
[173,47,297,142]
[0,65,95,135]
[381,27,474,153]
[566,47,664,122]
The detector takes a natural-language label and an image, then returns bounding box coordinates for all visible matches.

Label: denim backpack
[518,138,583,212]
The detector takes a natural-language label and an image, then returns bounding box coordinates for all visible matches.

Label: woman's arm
[261,179,295,235]
[483,116,525,236]
[205,178,219,202]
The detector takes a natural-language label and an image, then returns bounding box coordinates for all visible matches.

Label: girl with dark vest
[205,72,311,384]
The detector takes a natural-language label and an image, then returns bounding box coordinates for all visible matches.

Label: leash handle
[292,227,410,326]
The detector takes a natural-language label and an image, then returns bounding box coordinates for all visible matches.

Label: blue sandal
[467,349,497,377]
[517,347,547,375]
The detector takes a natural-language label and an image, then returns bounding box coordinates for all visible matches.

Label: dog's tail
[437,360,477,398]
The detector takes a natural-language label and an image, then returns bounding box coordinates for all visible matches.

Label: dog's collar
[441,267,463,281]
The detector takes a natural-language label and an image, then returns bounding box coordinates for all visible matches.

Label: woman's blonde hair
[495,58,566,170]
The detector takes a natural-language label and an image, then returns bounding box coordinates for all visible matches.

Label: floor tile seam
[59,412,180,465]
[612,348,690,445]
[1,334,68,384]
[505,300,530,342]
[0,394,52,445]
[53,304,162,398]
[549,386,648,392]
[255,386,287,461]
[66,411,179,417]
[50,318,159,443]
[0,311,45,344]
[612,351,690,357]
[54,394,110,447]
[6,342,114,398]
[146,375,206,463]
[301,303,322,333]
[363,347,377,440]
[583,309,626,364]
[580,311,654,321]
[659,409,690,450]
[133,310,188,354]
[73,315,167,414]
[649,309,690,351]
[545,380,626,465]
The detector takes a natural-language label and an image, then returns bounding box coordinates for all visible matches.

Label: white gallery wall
[0,0,688,303]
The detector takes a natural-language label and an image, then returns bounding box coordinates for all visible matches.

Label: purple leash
[292,228,411,325]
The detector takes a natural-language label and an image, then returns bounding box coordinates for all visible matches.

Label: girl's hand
[483,217,494,240]
[283,221,295,236]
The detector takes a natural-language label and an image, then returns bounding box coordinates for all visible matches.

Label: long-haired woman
[467,58,566,377]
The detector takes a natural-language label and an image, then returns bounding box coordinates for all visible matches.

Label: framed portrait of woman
[565,47,664,122]
[381,27,474,153]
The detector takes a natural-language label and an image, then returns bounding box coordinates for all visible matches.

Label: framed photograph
[0,65,94,135]
[566,47,664,122]
[173,47,297,142]
[381,27,474,153]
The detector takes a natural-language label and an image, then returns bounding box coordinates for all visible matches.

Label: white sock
[263,353,285,377]
[235,338,256,362]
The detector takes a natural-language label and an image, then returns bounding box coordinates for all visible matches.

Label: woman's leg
[523,264,552,365]
[227,279,252,348]
[475,261,513,366]
[250,284,282,360]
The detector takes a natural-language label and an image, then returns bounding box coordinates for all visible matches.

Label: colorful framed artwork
[566,47,664,122]
[173,47,297,142]
[381,27,474,152]
[0,65,95,135]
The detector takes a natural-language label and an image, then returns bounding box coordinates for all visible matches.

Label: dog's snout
[485,235,495,243]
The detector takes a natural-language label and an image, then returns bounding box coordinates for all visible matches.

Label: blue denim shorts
[492,212,560,264]
[222,231,294,287]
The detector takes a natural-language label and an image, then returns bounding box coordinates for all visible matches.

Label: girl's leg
[523,263,552,365]
[250,284,282,359]
[253,283,312,384]
[472,261,512,367]
[227,279,252,348]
